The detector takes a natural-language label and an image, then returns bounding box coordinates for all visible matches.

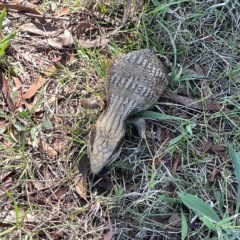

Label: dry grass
[0,0,240,239]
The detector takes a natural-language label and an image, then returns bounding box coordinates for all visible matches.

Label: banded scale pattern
[88,49,171,174]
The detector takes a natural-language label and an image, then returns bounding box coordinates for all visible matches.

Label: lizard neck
[99,94,139,127]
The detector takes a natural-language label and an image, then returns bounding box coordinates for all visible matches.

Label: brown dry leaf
[193,62,204,75]
[35,138,57,156]
[28,181,35,192]
[40,32,73,49]
[167,183,176,198]
[4,177,13,188]
[0,3,42,15]
[0,170,14,182]
[22,99,33,110]
[205,101,223,111]
[58,29,74,46]
[23,75,48,99]
[103,213,113,240]
[161,128,173,143]
[55,6,70,17]
[211,144,227,157]
[202,141,213,153]
[0,71,16,112]
[52,186,69,200]
[210,167,217,182]
[12,76,23,108]
[27,137,57,156]
[50,56,61,63]
[40,38,63,49]
[74,154,89,202]
[205,143,227,157]
[19,23,73,48]
[19,22,58,36]
[68,21,93,33]
[79,29,118,48]
[3,137,13,146]
[172,157,181,174]
[12,0,39,9]
[0,121,8,129]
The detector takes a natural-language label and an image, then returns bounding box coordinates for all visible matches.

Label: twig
[6,8,81,23]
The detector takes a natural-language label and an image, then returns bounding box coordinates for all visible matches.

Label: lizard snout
[88,125,125,174]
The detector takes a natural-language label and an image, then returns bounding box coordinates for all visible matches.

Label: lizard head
[88,125,125,174]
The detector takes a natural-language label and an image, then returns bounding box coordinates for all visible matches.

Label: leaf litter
[23,75,48,99]
[0,1,240,239]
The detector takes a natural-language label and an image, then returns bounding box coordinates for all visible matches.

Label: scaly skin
[88,49,171,174]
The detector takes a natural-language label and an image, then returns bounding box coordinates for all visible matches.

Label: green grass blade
[179,73,205,81]
[0,30,17,44]
[149,4,169,14]
[0,8,6,32]
[217,214,239,226]
[228,145,240,184]
[137,110,192,122]
[168,133,184,146]
[181,208,188,240]
[0,226,16,236]
[0,41,8,57]
[228,144,240,212]
[199,216,216,231]
[156,21,177,69]
[148,0,193,14]
[12,118,26,131]
[178,192,221,222]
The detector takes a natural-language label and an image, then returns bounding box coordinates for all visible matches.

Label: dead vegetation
[0,0,240,239]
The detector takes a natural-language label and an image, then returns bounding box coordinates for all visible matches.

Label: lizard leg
[80,96,106,109]
[127,117,146,138]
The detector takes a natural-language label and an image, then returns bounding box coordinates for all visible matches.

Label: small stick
[5,8,81,23]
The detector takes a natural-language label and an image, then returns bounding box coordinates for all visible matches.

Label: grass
[0,0,240,239]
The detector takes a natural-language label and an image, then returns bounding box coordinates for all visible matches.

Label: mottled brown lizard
[83,48,171,174]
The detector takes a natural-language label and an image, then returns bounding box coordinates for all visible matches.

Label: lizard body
[88,49,171,174]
